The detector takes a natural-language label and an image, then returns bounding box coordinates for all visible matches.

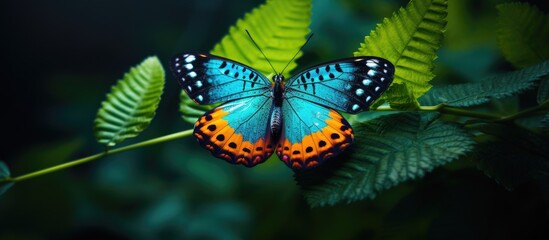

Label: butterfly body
[170,53,394,170]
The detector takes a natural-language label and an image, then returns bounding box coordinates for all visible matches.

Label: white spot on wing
[363,79,372,86]
[367,70,376,77]
[184,63,193,70]
[375,86,380,92]
[356,88,364,96]
[352,104,360,111]
[195,80,203,88]
[187,85,192,92]
[185,55,196,63]
[380,77,385,82]
[197,95,203,102]
[366,96,372,102]
[187,71,197,78]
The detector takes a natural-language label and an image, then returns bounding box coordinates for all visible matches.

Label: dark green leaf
[538,76,549,104]
[355,0,448,103]
[419,59,549,106]
[0,161,14,196]
[94,57,165,146]
[296,112,475,207]
[542,114,549,133]
[473,123,549,190]
[497,2,549,68]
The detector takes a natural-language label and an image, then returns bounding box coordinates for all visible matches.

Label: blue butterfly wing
[170,53,272,104]
[193,95,275,167]
[276,98,354,169]
[284,57,395,114]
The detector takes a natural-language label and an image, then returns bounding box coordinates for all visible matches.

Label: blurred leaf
[180,0,312,122]
[438,46,499,82]
[497,2,549,68]
[0,161,13,196]
[179,92,218,124]
[386,83,420,110]
[94,56,165,146]
[211,0,311,77]
[473,123,549,190]
[420,59,549,106]
[538,76,549,104]
[295,112,474,207]
[542,114,549,133]
[355,0,448,103]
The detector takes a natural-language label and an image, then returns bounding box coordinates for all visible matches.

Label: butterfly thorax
[272,74,285,106]
[270,74,285,141]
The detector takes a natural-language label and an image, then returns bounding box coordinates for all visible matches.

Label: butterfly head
[272,73,285,83]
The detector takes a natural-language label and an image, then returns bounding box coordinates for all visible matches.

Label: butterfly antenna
[280,33,314,75]
[245,30,278,74]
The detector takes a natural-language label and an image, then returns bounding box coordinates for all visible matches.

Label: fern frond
[355,0,448,104]
[94,57,165,146]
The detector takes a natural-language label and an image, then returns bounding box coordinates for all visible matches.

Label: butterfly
[169,52,394,170]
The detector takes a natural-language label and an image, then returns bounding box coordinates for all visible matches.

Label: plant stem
[2,129,193,183]
[496,99,549,122]
[376,104,501,120]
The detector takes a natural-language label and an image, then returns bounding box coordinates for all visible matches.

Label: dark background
[1,0,548,239]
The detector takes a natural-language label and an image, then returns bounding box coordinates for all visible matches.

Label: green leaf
[0,161,14,196]
[542,114,549,133]
[354,0,447,103]
[538,76,549,104]
[473,123,549,190]
[211,0,311,77]
[419,59,549,107]
[497,2,549,68]
[94,56,165,146]
[295,112,475,207]
[179,92,218,125]
[386,83,420,110]
[180,0,311,121]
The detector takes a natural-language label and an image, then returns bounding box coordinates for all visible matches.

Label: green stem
[376,104,501,120]
[496,99,549,122]
[2,129,193,183]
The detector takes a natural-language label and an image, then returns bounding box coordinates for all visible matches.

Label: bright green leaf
[355,0,448,103]
[95,56,165,146]
[497,3,549,68]
[179,92,218,125]
[211,0,311,77]
[0,161,14,196]
[386,83,420,110]
[420,59,549,107]
[295,112,474,207]
[473,123,549,190]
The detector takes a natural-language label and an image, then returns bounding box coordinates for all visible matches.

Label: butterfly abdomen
[270,106,282,141]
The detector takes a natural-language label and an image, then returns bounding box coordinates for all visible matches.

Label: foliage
[497,2,549,68]
[355,0,448,108]
[473,123,549,190]
[295,112,475,207]
[419,59,549,107]
[94,57,165,146]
